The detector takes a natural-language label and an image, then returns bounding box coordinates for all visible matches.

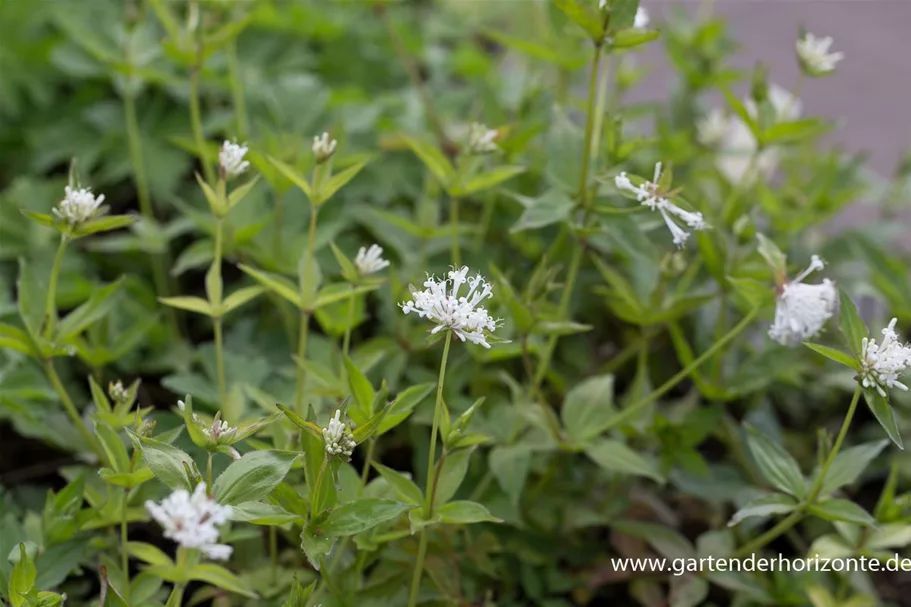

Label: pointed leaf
[864,389,903,449]
[746,427,806,498]
[728,493,797,527]
[320,499,413,536]
[213,450,297,506]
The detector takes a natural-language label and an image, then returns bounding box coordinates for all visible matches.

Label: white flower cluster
[177,400,237,444]
[312,132,337,162]
[796,33,843,76]
[401,266,503,348]
[322,410,356,459]
[108,380,129,403]
[53,186,105,226]
[145,483,233,560]
[219,140,249,178]
[697,109,729,147]
[861,319,911,398]
[466,123,499,155]
[355,244,390,276]
[715,84,801,185]
[768,255,838,346]
[614,162,707,248]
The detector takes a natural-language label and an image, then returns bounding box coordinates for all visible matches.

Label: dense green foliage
[3,1,911,606]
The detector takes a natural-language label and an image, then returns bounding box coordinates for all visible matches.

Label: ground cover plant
[3,0,911,605]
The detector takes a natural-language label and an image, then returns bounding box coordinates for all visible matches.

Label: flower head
[322,410,356,459]
[219,140,249,179]
[861,319,911,397]
[355,244,390,276]
[108,380,129,404]
[614,162,707,248]
[202,411,238,443]
[53,186,105,225]
[768,255,838,346]
[401,266,503,348]
[466,123,499,155]
[697,109,729,147]
[634,6,649,29]
[145,483,233,560]
[312,132,337,163]
[796,33,844,76]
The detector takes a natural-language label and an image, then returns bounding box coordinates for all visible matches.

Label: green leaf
[283,578,316,607]
[17,258,46,338]
[351,400,392,445]
[745,427,806,498]
[72,215,136,238]
[533,321,593,336]
[554,0,604,40]
[863,389,903,449]
[509,189,574,233]
[128,431,193,491]
[372,463,423,506]
[0,323,35,356]
[275,404,323,438]
[95,423,130,473]
[213,450,297,506]
[205,260,223,307]
[157,296,213,316]
[838,290,868,358]
[266,156,312,199]
[562,374,615,444]
[299,523,335,571]
[489,445,532,505]
[433,448,474,508]
[812,440,888,497]
[56,279,123,339]
[127,542,174,567]
[344,356,375,422]
[9,544,36,607]
[807,499,876,526]
[227,175,261,210]
[609,28,659,49]
[376,383,435,436]
[187,564,257,598]
[755,233,787,280]
[804,343,859,370]
[402,136,454,186]
[437,500,502,524]
[21,210,56,229]
[728,493,797,527]
[762,118,831,145]
[452,166,525,196]
[238,264,301,308]
[584,439,663,483]
[320,499,413,536]
[727,276,773,310]
[228,502,300,525]
[318,159,369,203]
[221,286,265,315]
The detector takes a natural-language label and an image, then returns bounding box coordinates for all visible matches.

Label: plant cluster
[2,1,911,606]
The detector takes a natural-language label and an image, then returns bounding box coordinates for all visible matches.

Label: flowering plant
[1,1,910,606]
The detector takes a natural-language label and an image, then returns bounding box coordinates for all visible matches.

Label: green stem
[45,361,101,461]
[124,91,179,336]
[226,39,248,139]
[121,490,130,601]
[603,306,760,432]
[732,511,802,558]
[408,331,453,607]
[213,218,226,406]
[360,439,376,486]
[342,285,356,365]
[578,44,603,209]
[807,386,862,502]
[189,61,214,185]
[294,205,320,413]
[269,527,278,584]
[533,243,583,390]
[450,196,461,266]
[206,452,213,496]
[42,236,68,339]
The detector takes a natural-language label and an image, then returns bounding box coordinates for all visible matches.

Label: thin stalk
[42,236,68,339]
[450,196,461,266]
[807,386,862,502]
[206,452,214,496]
[733,511,802,558]
[189,61,215,185]
[342,285,356,364]
[408,331,453,607]
[360,439,376,486]
[294,205,320,413]
[45,362,101,460]
[603,307,760,432]
[124,91,179,336]
[578,45,603,209]
[213,218,226,405]
[226,39,248,140]
[121,490,130,601]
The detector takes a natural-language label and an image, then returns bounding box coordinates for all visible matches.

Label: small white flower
[614,162,707,248]
[861,318,911,397]
[697,109,729,147]
[108,380,129,403]
[768,255,838,346]
[202,413,237,443]
[634,6,649,29]
[355,244,390,276]
[322,410,356,459]
[401,266,503,348]
[312,132,337,163]
[52,186,105,225]
[599,0,607,10]
[145,483,233,560]
[796,33,844,76]
[219,140,249,179]
[466,123,499,155]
